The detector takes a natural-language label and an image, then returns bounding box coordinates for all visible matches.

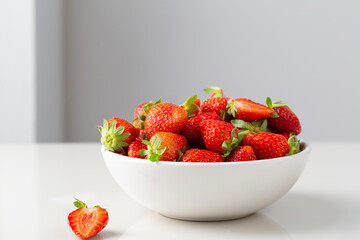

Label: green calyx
[231,119,270,133]
[136,134,167,162]
[287,134,301,156]
[203,86,224,98]
[73,197,103,209]
[132,98,161,128]
[222,129,249,157]
[226,98,237,118]
[266,97,287,118]
[98,118,130,153]
[181,94,200,117]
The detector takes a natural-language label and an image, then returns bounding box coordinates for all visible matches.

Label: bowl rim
[102,140,311,167]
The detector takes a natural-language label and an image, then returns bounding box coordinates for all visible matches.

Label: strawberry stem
[287,134,300,156]
[73,197,88,208]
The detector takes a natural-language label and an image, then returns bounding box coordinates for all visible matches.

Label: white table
[0,142,359,240]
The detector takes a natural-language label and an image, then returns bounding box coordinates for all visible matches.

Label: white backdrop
[1,0,359,142]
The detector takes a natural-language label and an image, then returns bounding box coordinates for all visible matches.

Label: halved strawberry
[68,198,109,239]
[266,97,302,135]
[227,98,273,121]
[179,149,224,162]
[137,132,187,161]
[97,118,137,153]
[226,145,257,162]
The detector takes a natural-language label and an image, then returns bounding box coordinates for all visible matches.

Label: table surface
[0,142,359,240]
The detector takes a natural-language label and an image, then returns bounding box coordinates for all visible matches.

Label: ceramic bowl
[102,142,311,221]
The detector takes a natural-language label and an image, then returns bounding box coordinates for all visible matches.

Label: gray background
[2,0,360,142]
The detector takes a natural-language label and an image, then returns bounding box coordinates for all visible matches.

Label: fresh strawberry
[128,140,147,159]
[144,103,188,138]
[241,132,300,159]
[132,98,161,130]
[137,132,187,161]
[97,118,137,153]
[180,95,201,117]
[200,119,247,156]
[226,145,257,162]
[201,86,229,118]
[179,149,224,162]
[201,97,229,116]
[181,112,222,147]
[68,198,109,239]
[227,98,272,121]
[266,97,302,135]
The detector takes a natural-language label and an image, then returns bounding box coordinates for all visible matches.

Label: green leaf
[94,205,101,208]
[140,121,145,129]
[142,140,151,145]
[157,147,167,155]
[97,126,102,133]
[103,119,109,132]
[287,134,300,156]
[115,126,125,135]
[139,114,146,121]
[222,141,231,150]
[73,197,88,209]
[137,149,148,156]
[203,86,223,97]
[226,98,237,117]
[260,119,268,131]
[270,110,279,118]
[231,128,237,141]
[231,119,250,129]
[154,98,162,105]
[266,97,273,108]
[150,154,160,162]
[131,117,139,123]
[188,112,195,117]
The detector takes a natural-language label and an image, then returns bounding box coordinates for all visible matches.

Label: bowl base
[158,212,256,222]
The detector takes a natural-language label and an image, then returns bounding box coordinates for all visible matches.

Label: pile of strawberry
[98,86,302,162]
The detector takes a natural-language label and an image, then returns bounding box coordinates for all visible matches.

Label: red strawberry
[145,103,188,138]
[266,98,302,135]
[97,118,137,153]
[137,132,187,161]
[180,95,201,117]
[201,86,228,117]
[182,112,222,147]
[242,132,295,159]
[179,149,224,162]
[128,140,147,159]
[68,198,109,239]
[132,98,161,130]
[200,119,246,155]
[226,145,257,162]
[227,98,273,121]
[201,97,229,116]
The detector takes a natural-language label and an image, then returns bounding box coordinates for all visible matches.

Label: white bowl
[102,142,311,221]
